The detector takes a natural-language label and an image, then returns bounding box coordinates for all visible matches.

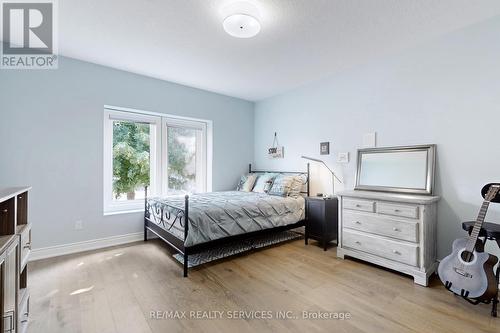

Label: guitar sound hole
[461,251,474,263]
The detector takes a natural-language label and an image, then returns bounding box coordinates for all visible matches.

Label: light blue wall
[254,17,500,259]
[0,55,254,249]
[2,17,500,258]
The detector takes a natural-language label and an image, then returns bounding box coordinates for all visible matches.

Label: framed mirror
[355,145,436,195]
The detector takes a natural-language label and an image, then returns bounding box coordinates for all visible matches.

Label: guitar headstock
[484,184,500,202]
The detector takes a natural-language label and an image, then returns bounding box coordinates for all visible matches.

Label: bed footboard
[144,186,190,277]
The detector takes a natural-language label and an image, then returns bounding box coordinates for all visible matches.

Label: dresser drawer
[377,202,419,219]
[343,229,419,266]
[343,198,375,213]
[343,212,419,242]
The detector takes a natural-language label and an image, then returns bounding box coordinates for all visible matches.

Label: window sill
[103,208,144,216]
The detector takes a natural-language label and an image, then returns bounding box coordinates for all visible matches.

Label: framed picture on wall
[320,142,330,155]
[268,146,284,158]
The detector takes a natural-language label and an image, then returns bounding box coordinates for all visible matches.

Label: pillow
[252,173,277,193]
[268,174,295,197]
[236,174,258,192]
[288,174,307,198]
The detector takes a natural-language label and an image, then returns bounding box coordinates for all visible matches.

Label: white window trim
[103,105,213,215]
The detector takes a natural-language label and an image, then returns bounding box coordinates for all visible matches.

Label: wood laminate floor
[28,239,499,333]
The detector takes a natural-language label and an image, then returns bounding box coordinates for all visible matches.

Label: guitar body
[438,237,498,300]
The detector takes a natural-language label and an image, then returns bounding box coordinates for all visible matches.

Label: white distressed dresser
[337,190,440,286]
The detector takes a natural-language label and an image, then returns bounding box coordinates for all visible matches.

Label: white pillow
[288,174,307,198]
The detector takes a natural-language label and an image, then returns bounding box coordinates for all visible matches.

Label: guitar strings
[456,187,497,274]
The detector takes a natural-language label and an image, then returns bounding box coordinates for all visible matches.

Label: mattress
[147,191,305,246]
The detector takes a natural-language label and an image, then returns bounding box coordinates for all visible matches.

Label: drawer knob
[393,250,401,255]
[355,204,361,207]
[392,227,400,232]
[2,209,7,213]
[355,221,361,224]
[394,209,401,212]
[355,241,361,245]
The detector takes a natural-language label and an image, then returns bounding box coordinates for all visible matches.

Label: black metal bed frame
[144,163,310,277]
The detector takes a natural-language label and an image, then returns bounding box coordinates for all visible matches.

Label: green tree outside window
[112,121,150,200]
[112,122,196,199]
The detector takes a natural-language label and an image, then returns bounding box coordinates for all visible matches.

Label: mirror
[355,145,436,195]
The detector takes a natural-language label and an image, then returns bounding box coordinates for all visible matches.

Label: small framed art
[320,142,330,155]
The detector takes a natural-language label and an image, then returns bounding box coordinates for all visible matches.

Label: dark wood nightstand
[305,196,339,251]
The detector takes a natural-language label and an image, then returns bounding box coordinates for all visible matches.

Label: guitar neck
[465,201,490,252]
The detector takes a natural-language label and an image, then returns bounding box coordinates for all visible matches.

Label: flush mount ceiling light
[223,13,261,38]
[221,1,262,38]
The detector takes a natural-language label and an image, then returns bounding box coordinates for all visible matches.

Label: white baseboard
[30,232,144,261]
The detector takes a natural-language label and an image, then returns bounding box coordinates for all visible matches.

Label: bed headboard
[248,163,310,197]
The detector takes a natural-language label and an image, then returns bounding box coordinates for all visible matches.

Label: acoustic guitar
[438,184,500,301]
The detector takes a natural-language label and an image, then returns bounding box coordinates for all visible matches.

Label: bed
[144,164,309,277]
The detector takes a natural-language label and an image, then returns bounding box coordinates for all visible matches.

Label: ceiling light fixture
[223,13,261,38]
[221,1,261,38]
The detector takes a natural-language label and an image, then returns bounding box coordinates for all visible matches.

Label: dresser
[337,190,440,286]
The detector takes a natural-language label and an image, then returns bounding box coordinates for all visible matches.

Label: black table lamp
[301,156,342,196]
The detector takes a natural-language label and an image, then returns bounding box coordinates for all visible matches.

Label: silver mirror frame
[354,144,436,195]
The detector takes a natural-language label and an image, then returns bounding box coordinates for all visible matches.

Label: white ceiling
[57,0,500,101]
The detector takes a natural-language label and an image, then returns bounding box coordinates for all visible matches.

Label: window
[164,118,207,195]
[104,107,211,214]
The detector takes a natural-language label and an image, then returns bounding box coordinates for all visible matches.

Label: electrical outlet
[75,220,83,230]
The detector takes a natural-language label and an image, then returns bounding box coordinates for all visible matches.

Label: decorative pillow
[252,173,277,193]
[288,174,307,198]
[236,174,258,192]
[268,174,295,197]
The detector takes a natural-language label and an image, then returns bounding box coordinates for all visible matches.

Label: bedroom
[0,0,500,332]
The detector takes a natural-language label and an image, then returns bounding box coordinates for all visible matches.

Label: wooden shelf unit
[0,187,31,333]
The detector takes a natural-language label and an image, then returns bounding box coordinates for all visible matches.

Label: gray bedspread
[148,191,305,246]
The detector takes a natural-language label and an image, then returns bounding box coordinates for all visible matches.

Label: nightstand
[305,196,339,251]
